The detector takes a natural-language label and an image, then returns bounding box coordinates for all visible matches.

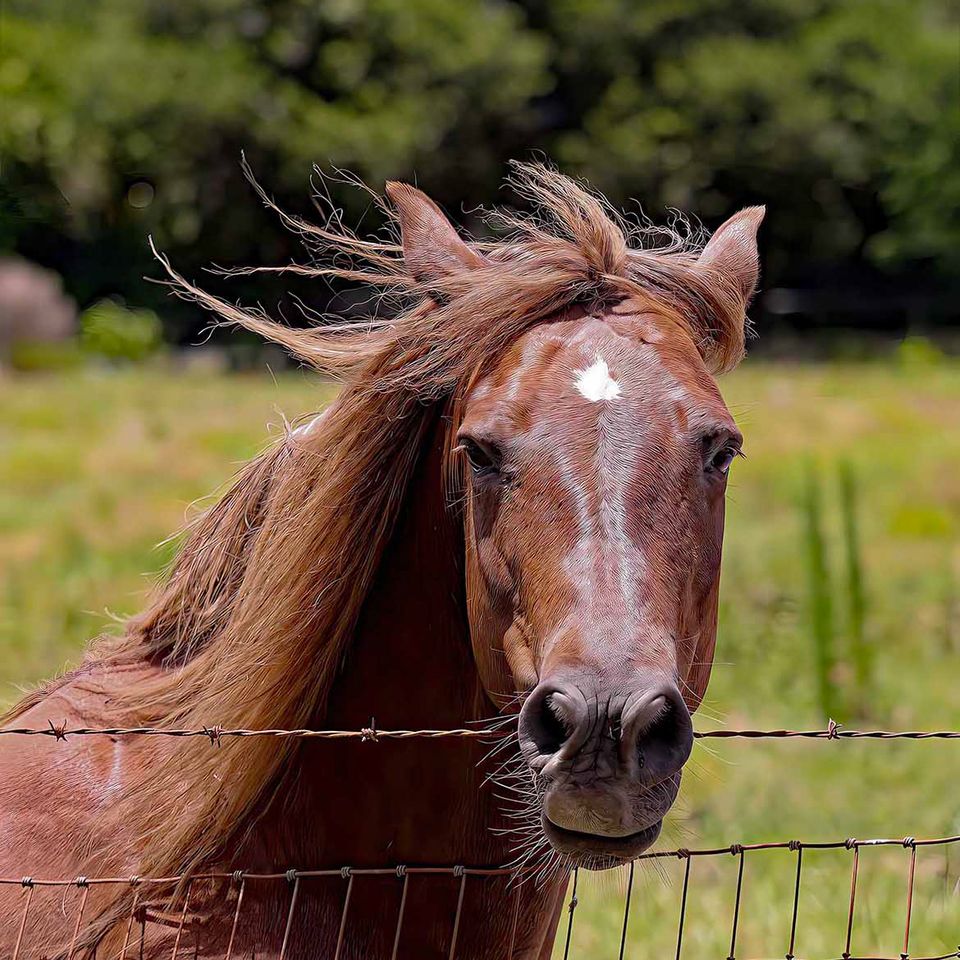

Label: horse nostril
[534,695,568,756]
[518,683,588,770]
[639,698,673,768]
[622,685,693,779]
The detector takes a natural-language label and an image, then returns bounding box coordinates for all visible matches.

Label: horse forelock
[22,164,751,949]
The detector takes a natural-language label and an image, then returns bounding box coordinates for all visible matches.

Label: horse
[0,163,762,959]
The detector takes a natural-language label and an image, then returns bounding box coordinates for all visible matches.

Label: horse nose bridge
[541,613,681,678]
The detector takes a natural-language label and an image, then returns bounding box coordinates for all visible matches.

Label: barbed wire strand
[4,720,960,743]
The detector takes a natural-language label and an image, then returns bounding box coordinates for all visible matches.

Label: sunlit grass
[1,359,958,956]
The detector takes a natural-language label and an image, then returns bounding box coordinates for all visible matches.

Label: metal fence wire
[4,722,959,959]
[3,719,960,744]
[5,835,958,960]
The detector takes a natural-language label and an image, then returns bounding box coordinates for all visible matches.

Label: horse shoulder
[0,665,161,914]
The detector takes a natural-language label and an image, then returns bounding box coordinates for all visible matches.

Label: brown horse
[0,164,762,958]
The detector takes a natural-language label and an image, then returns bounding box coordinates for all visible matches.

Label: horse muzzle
[518,674,693,867]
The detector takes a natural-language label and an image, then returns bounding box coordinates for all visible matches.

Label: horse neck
[325,412,487,732]
[243,412,513,869]
[218,415,565,958]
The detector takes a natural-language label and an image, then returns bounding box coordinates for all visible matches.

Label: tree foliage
[1,0,956,332]
[547,0,959,274]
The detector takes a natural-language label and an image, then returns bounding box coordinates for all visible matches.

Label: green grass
[2,360,958,957]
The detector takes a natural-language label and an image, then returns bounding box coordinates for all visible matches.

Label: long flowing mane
[8,164,747,942]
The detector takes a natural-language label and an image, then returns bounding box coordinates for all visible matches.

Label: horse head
[390,179,763,868]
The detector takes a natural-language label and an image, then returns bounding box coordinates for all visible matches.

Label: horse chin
[540,813,663,870]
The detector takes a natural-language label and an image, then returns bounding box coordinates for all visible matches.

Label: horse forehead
[472,316,715,437]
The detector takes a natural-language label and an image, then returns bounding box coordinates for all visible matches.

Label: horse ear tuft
[697,206,765,308]
[385,181,486,284]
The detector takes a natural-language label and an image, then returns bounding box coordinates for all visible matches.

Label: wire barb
[48,718,68,741]
[203,724,224,747]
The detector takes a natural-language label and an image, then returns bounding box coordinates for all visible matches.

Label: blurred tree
[0,0,956,338]
[0,0,550,330]
[544,0,959,278]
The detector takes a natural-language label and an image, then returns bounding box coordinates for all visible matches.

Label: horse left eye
[707,445,739,475]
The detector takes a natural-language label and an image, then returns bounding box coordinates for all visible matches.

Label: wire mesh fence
[4,722,958,958]
[563,834,959,960]
[5,834,957,960]
[5,864,517,960]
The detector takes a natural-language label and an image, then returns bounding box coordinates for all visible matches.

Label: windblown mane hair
[12,163,748,945]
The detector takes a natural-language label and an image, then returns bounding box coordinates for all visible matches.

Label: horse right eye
[457,436,502,479]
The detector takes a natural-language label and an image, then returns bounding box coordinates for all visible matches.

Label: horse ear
[385,181,486,284]
[698,206,765,307]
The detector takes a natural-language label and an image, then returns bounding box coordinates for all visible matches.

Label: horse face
[458,302,741,866]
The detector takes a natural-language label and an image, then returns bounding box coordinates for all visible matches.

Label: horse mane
[11,163,748,945]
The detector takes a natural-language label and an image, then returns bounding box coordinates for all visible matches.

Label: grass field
[2,360,958,957]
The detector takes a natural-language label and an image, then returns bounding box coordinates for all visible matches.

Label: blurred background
[1,0,958,955]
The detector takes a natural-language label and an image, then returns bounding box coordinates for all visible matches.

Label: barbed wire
[2,717,959,744]
[6,834,958,960]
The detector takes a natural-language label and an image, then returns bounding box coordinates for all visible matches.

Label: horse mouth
[541,813,662,868]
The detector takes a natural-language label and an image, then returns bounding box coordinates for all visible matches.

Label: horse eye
[458,437,501,478]
[707,444,740,476]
